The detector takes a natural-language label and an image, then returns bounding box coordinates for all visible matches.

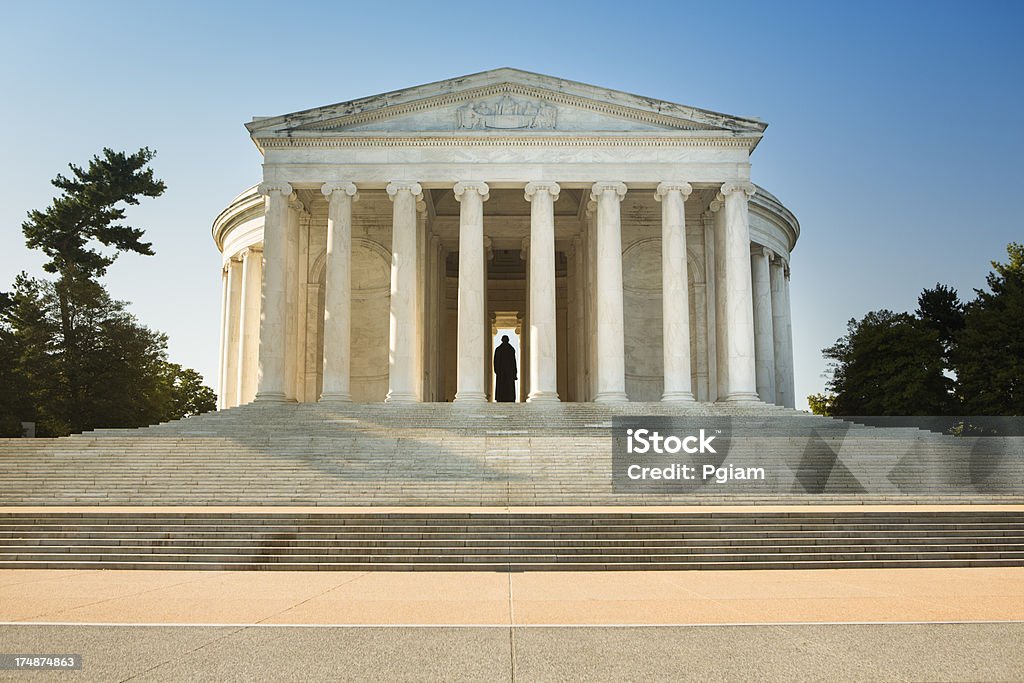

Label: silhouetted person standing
[493,335,518,402]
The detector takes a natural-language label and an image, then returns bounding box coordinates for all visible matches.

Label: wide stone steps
[2,402,1022,505]
[1,511,1023,571]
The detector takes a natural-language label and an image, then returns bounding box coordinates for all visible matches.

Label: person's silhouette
[493,335,518,402]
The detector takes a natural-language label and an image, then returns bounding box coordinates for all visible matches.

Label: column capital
[709,196,725,213]
[386,181,423,201]
[287,193,307,214]
[321,182,359,201]
[720,181,756,198]
[524,181,560,202]
[453,181,490,202]
[590,181,627,203]
[758,245,775,260]
[484,235,494,261]
[241,245,263,258]
[257,182,293,197]
[654,181,693,202]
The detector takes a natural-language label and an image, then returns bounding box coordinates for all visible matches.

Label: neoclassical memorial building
[213,69,799,409]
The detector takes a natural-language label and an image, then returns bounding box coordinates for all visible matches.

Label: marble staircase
[1,510,1022,571]
[0,402,1021,506]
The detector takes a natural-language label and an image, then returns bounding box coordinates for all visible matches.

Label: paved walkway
[3,623,1023,681]
[1,566,1023,626]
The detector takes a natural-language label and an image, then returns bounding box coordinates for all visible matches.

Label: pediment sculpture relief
[456,96,558,130]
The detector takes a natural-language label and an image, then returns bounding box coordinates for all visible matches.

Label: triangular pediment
[247,68,767,139]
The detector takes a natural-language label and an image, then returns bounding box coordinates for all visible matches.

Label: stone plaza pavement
[1,506,1023,680]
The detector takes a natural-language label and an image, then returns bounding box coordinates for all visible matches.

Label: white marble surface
[385,182,422,402]
[524,181,560,402]
[236,247,261,404]
[284,196,303,401]
[656,182,695,402]
[319,182,358,401]
[771,257,796,409]
[591,182,629,402]
[254,183,291,402]
[751,246,776,403]
[221,258,242,408]
[453,181,489,403]
[720,181,759,402]
[712,201,729,402]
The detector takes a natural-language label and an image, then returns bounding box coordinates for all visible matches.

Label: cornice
[749,184,801,250]
[211,184,263,251]
[256,134,759,151]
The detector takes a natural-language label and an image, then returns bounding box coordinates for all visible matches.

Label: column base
[319,393,352,403]
[453,392,487,403]
[594,392,629,403]
[254,392,289,403]
[661,392,695,402]
[719,392,760,403]
[526,392,560,403]
[385,392,418,404]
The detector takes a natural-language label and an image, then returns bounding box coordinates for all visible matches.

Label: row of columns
[248,180,783,405]
[217,246,263,409]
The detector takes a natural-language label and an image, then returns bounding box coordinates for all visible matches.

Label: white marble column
[720,181,759,402]
[591,182,629,402]
[424,233,438,401]
[417,201,429,402]
[294,211,311,402]
[432,238,445,401]
[520,237,531,402]
[656,181,695,402]
[236,246,262,404]
[771,257,796,409]
[385,181,422,403]
[284,196,303,401]
[453,181,489,403]
[571,236,585,402]
[524,181,561,402]
[585,202,598,401]
[255,182,292,402]
[711,202,729,402]
[751,245,776,403]
[702,212,718,402]
[222,257,242,408]
[320,182,358,402]
[216,264,230,409]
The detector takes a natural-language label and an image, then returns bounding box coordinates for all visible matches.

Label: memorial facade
[212,69,799,408]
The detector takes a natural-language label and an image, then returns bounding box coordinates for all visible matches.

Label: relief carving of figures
[456,96,558,130]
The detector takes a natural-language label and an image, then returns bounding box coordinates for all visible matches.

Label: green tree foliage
[955,243,1024,415]
[806,392,835,416]
[20,148,167,409]
[0,275,214,436]
[22,148,165,279]
[1,148,216,436]
[916,283,965,365]
[816,243,1023,416]
[822,310,954,416]
[161,364,217,422]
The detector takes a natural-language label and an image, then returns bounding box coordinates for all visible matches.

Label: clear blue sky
[1,0,1021,408]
